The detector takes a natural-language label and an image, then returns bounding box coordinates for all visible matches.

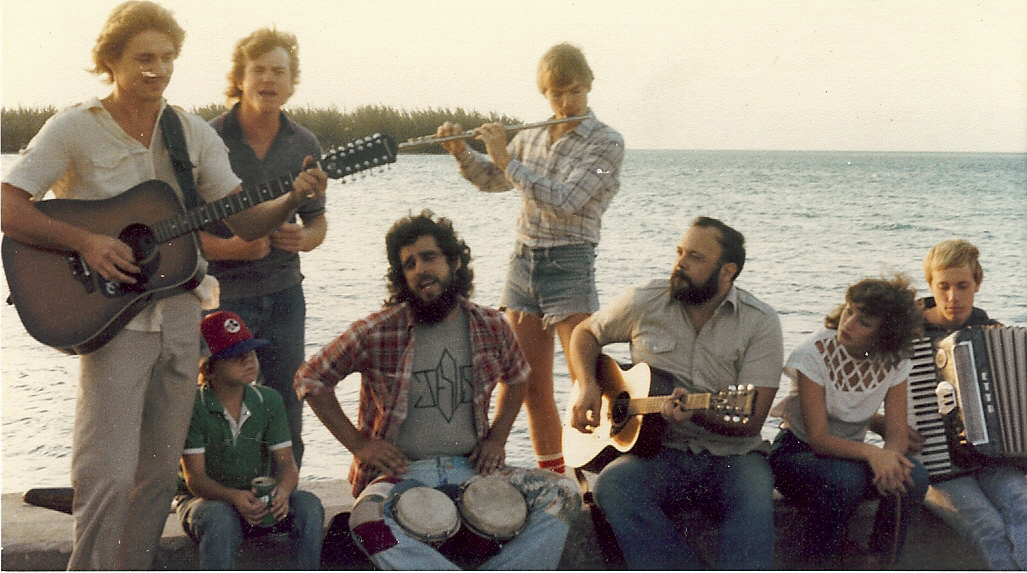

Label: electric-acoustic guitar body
[2,181,200,354]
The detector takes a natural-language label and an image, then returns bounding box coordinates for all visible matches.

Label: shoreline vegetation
[0,105,521,155]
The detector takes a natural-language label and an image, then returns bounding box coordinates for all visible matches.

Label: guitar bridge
[67,253,96,294]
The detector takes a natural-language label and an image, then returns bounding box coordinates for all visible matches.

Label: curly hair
[383,210,474,307]
[91,1,185,83]
[224,27,300,103]
[825,274,923,361]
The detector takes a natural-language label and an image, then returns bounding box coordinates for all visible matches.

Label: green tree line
[1,104,522,154]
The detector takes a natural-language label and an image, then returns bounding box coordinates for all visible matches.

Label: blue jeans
[769,430,930,567]
[593,447,776,570]
[348,457,581,570]
[929,466,1027,570]
[500,243,598,329]
[177,490,324,570]
[215,283,307,467]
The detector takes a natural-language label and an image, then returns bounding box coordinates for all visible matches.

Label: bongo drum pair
[390,475,528,547]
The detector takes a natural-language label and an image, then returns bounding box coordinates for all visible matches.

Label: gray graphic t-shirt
[395,310,478,460]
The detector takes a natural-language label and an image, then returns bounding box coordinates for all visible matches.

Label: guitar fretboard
[629,393,712,416]
[151,173,298,243]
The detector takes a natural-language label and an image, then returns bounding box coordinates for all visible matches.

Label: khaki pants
[68,294,201,570]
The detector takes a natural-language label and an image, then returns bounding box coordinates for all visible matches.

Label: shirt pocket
[635,329,678,356]
[86,151,138,197]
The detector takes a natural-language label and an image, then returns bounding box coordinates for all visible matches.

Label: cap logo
[223,318,241,333]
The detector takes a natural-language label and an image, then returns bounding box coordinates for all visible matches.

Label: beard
[671,266,720,306]
[408,275,460,325]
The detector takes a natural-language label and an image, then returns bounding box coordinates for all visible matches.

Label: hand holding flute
[433,121,470,155]
[432,121,512,169]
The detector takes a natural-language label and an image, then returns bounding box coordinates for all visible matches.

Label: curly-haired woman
[769,275,929,568]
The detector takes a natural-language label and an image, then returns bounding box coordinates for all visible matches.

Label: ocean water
[2,150,1025,493]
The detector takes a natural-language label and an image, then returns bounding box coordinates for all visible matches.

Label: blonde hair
[923,239,983,286]
[91,1,185,83]
[225,27,300,102]
[536,43,593,93]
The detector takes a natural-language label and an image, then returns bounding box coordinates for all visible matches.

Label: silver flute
[397,115,589,149]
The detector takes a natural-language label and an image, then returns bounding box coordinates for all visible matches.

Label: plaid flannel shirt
[457,110,624,248]
[295,297,530,496]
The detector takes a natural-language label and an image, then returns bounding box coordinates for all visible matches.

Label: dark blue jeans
[769,430,929,567]
[177,490,324,570]
[594,447,776,570]
[214,283,307,467]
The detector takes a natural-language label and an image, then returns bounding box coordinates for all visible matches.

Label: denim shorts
[499,242,599,329]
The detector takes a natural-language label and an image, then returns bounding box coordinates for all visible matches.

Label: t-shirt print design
[410,348,475,422]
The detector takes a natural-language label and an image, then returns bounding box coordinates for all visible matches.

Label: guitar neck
[149,171,301,243]
[629,393,711,416]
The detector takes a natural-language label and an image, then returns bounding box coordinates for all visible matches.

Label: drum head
[393,486,460,543]
[458,476,528,541]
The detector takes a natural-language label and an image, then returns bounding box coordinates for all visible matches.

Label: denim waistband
[513,242,595,258]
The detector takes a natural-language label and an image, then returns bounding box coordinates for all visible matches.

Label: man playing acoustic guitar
[567,216,783,570]
[0,2,326,569]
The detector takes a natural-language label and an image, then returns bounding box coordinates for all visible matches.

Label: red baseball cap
[201,311,269,359]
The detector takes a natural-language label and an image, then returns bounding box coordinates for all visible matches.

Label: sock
[537,453,566,476]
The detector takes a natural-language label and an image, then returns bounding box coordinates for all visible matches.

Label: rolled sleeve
[736,310,784,390]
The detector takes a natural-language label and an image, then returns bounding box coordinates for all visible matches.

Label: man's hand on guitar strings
[570,380,603,433]
[292,156,328,202]
[81,233,140,284]
[661,387,694,423]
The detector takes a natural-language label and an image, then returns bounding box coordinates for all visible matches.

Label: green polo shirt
[177,384,292,494]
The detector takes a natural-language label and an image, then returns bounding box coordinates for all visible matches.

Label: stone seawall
[1,479,987,570]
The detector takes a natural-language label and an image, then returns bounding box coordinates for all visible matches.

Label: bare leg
[554,313,590,388]
[506,310,562,458]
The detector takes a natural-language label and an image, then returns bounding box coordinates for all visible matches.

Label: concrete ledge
[2,480,988,570]
[2,480,356,571]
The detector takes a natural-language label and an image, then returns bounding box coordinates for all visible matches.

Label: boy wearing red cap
[176,311,324,570]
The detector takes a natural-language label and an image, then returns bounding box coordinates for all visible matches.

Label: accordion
[907,338,962,480]
[935,326,1027,460]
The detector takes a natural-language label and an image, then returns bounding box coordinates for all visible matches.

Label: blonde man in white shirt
[0,2,325,569]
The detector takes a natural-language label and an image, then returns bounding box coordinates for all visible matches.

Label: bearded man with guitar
[567,216,784,570]
[0,2,326,569]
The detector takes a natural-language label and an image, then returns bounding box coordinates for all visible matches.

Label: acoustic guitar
[563,354,757,472]
[2,134,397,354]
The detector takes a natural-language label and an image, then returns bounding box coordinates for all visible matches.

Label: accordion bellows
[936,326,1027,459]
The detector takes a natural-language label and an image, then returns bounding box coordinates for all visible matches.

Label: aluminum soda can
[252,476,277,526]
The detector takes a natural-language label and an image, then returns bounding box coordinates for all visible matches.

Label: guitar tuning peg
[746,384,755,391]
[728,385,737,392]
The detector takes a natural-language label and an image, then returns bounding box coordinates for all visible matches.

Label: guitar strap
[159,106,208,289]
[159,106,204,210]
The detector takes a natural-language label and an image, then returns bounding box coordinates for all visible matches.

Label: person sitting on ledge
[176,310,324,570]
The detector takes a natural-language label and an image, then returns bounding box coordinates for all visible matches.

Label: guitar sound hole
[118,223,160,288]
[610,393,630,429]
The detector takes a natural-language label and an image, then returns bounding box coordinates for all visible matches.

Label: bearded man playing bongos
[297,211,582,569]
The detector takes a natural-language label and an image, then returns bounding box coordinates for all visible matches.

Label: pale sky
[2,0,1025,152]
